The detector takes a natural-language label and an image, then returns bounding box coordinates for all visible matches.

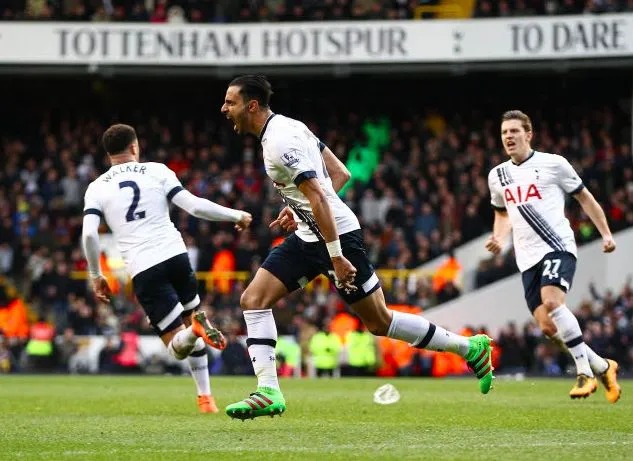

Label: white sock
[549,305,593,377]
[244,309,280,390]
[187,338,211,396]
[387,310,470,357]
[552,332,608,375]
[167,327,198,360]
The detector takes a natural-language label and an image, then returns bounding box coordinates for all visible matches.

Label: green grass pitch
[1,375,631,460]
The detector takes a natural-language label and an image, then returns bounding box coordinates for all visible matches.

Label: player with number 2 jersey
[81,123,252,413]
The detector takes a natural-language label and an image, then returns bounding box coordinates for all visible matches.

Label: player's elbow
[83,230,98,243]
[573,187,592,205]
[308,189,328,209]
[331,170,351,190]
[184,197,204,218]
[338,167,352,183]
[188,204,202,218]
[81,231,98,253]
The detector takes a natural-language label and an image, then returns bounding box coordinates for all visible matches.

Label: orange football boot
[598,359,622,404]
[192,311,227,350]
[197,395,219,414]
[569,374,598,399]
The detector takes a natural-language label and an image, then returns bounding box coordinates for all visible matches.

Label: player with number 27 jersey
[486,111,620,402]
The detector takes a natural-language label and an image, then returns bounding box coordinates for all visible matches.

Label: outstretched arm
[171,189,252,231]
[573,188,616,253]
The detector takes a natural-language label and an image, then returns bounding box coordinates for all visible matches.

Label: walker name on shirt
[504,184,542,205]
[101,164,147,183]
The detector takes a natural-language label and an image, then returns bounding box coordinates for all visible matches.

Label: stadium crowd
[2,276,632,377]
[4,0,633,22]
[474,0,633,17]
[1,0,441,22]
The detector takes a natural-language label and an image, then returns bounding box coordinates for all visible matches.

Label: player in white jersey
[486,110,620,402]
[219,75,496,420]
[81,123,253,413]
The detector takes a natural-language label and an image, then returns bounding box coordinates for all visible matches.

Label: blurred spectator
[98,335,123,373]
[496,322,527,374]
[220,332,252,375]
[0,284,29,364]
[23,316,56,372]
[475,252,518,288]
[309,318,342,377]
[0,333,14,373]
[55,327,79,373]
[343,324,377,376]
[0,243,13,274]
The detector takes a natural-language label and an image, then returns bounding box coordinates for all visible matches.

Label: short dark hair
[102,124,137,155]
[229,74,273,107]
[501,110,533,133]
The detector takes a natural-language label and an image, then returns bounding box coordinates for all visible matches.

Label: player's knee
[364,319,389,337]
[542,297,561,313]
[240,289,264,310]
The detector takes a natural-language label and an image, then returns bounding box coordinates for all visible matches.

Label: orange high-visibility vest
[208,249,235,294]
[0,298,29,339]
[432,257,461,293]
[329,312,359,344]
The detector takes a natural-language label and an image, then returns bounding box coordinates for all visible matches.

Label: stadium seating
[1,0,437,22]
[6,0,633,22]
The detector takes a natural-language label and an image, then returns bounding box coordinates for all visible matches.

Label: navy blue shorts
[521,251,577,313]
[261,230,381,305]
[132,253,200,335]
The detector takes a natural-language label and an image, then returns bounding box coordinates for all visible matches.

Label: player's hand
[602,236,616,253]
[269,206,298,232]
[331,256,357,292]
[92,275,112,304]
[485,235,503,255]
[235,212,252,232]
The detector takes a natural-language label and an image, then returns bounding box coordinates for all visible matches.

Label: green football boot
[465,334,494,394]
[226,387,286,420]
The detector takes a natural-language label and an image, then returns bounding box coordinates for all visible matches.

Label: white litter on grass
[373,383,401,405]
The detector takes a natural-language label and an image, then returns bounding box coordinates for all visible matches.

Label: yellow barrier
[413,4,464,19]
[70,269,436,294]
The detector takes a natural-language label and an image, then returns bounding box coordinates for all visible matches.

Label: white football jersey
[260,114,360,242]
[83,161,187,277]
[488,150,584,272]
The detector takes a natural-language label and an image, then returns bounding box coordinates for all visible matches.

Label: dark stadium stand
[7,0,633,22]
[475,0,633,17]
[2,0,439,22]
